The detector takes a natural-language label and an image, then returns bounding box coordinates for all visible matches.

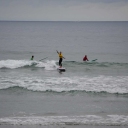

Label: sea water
[0,21,128,128]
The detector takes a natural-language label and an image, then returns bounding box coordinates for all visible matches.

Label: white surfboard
[57,67,66,72]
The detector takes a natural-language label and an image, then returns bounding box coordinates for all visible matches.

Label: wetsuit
[83,56,88,61]
[31,56,34,60]
[58,53,63,66]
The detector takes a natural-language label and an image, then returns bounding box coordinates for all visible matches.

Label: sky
[0,0,128,21]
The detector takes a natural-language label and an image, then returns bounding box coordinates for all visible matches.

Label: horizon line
[0,20,128,22]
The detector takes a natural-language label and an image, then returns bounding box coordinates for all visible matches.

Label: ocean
[0,21,128,128]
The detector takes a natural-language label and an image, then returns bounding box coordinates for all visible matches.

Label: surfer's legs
[59,58,62,67]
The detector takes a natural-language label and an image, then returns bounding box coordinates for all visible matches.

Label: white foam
[0,59,58,70]
[0,60,35,69]
[36,60,57,70]
[0,115,128,125]
[0,74,128,94]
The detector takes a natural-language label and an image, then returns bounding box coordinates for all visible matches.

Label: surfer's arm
[56,50,59,54]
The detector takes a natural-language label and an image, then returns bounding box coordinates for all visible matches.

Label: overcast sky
[0,0,128,21]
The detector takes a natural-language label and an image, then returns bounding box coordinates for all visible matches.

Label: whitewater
[0,21,128,128]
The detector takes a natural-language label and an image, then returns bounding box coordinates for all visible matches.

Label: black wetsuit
[59,58,62,66]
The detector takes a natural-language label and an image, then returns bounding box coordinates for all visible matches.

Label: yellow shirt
[59,53,63,58]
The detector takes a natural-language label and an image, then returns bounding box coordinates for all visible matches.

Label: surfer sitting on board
[56,50,65,68]
[83,55,89,61]
[31,55,34,60]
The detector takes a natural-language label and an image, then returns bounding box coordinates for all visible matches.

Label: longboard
[91,59,97,62]
[57,67,66,72]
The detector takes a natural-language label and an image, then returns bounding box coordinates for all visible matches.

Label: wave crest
[0,75,128,94]
[0,115,128,126]
[0,59,128,69]
[0,59,57,70]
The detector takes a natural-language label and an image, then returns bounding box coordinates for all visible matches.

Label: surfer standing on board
[83,55,89,61]
[56,50,65,68]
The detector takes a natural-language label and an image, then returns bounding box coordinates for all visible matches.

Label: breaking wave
[0,59,57,70]
[0,59,128,69]
[0,75,128,94]
[0,115,128,126]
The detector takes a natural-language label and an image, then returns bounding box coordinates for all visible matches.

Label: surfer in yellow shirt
[56,50,65,68]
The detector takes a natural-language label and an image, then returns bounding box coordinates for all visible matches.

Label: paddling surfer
[83,55,89,61]
[56,50,65,68]
[31,55,34,60]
